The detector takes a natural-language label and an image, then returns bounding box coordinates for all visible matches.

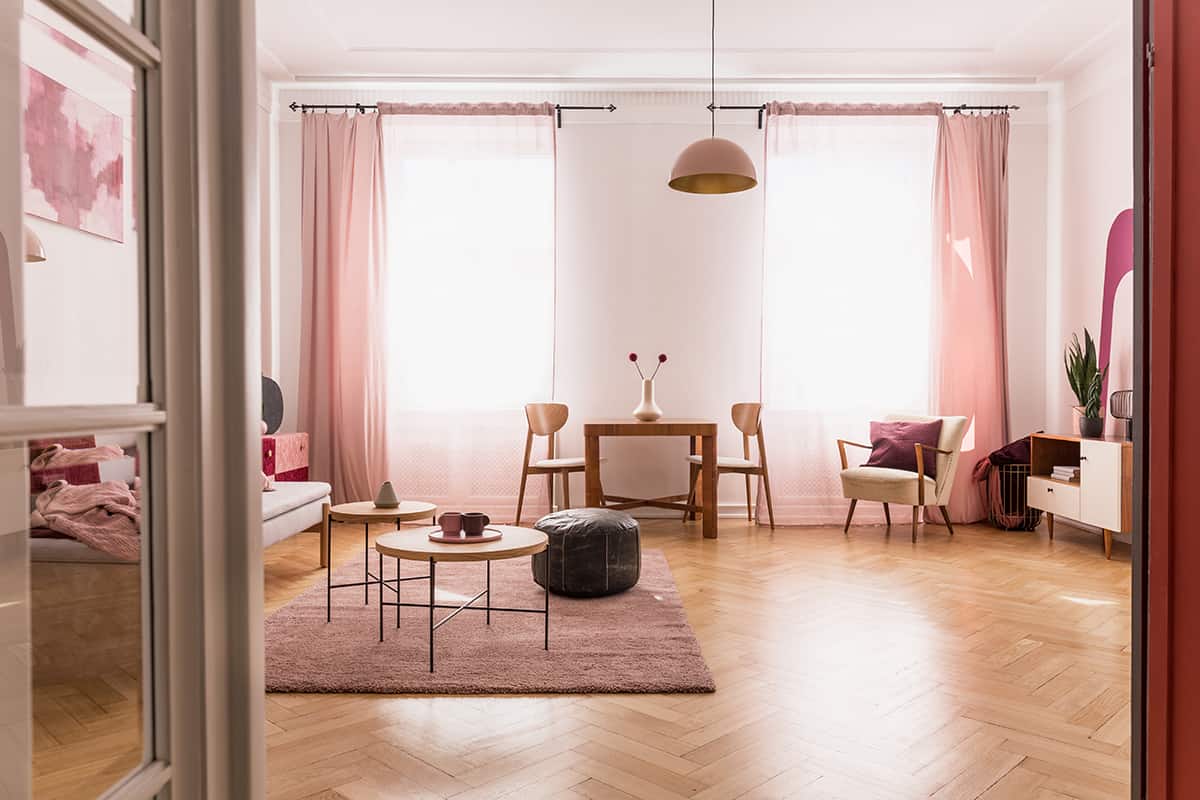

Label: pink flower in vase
[627,352,669,381]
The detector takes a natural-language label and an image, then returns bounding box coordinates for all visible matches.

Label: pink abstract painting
[21,65,124,242]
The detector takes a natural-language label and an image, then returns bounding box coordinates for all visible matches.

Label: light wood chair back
[525,403,569,437]
[731,402,762,436]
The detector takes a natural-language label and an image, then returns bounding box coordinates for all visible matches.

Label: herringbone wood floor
[262,517,1131,800]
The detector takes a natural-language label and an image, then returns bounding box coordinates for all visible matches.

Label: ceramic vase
[1078,416,1104,439]
[374,480,400,508]
[632,378,663,422]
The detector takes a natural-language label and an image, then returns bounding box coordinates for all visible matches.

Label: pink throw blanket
[33,479,141,562]
[31,443,125,470]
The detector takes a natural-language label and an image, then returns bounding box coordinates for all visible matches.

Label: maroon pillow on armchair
[863,419,944,478]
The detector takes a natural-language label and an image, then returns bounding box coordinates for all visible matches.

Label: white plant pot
[633,378,663,422]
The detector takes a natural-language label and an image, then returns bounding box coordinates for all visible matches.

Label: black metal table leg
[486,560,491,625]
[326,514,333,622]
[544,559,550,650]
[396,556,401,628]
[378,551,383,642]
[363,523,370,604]
[429,557,436,672]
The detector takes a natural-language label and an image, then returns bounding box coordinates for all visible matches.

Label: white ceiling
[257,0,1129,83]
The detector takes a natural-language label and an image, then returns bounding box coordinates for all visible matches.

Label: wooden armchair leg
[939,505,955,536]
[911,506,919,543]
[882,502,891,527]
[843,499,857,533]
[561,470,572,510]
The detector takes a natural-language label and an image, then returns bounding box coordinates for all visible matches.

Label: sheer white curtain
[380,108,555,518]
[759,108,938,524]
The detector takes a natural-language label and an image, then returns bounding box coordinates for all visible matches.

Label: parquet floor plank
[33,517,1131,799]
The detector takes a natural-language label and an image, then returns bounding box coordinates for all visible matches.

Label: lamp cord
[710,0,716,138]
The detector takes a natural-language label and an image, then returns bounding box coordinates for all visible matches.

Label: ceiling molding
[1039,17,1130,81]
[280,75,1043,90]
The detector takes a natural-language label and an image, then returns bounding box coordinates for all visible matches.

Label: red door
[1147,0,1200,796]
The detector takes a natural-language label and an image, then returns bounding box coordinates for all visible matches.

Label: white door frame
[158,0,264,795]
[0,0,263,796]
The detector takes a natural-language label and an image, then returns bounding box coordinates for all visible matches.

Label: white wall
[269,86,1051,511]
[1046,29,1134,435]
[21,9,139,405]
[258,70,277,380]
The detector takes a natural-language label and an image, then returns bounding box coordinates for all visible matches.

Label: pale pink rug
[265,549,714,694]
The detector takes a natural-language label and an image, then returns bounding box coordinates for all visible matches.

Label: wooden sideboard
[1027,432,1133,559]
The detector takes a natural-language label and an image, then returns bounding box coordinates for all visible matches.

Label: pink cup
[438,512,463,535]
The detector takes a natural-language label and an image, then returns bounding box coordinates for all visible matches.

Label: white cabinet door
[1080,440,1123,530]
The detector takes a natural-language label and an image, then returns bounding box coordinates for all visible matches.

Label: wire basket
[985,463,1043,531]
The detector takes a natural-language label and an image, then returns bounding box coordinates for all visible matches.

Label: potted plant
[1064,329,1108,438]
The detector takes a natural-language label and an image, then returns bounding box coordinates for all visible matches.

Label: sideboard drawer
[1027,477,1081,518]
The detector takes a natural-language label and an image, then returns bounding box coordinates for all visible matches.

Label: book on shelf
[1051,465,1080,481]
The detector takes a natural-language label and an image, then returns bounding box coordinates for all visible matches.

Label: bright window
[761,112,937,523]
[381,114,555,412]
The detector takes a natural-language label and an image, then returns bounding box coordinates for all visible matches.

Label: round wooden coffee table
[373,526,549,672]
[323,500,438,622]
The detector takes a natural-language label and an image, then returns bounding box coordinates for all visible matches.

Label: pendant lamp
[668,0,757,194]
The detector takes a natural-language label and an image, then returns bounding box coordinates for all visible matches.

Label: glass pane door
[2,0,168,797]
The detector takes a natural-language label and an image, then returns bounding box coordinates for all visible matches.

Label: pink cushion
[863,419,943,478]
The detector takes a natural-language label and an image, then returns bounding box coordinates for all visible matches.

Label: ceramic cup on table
[438,512,463,535]
[462,512,490,536]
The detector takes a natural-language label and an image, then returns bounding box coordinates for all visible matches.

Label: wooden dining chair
[515,403,603,525]
[684,402,776,529]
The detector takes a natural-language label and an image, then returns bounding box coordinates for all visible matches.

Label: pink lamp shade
[23,223,45,263]
[668,136,758,194]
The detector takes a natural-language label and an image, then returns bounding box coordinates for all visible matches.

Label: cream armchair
[837,414,969,542]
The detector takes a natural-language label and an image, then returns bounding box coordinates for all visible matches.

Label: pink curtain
[931,113,1011,523]
[298,113,389,504]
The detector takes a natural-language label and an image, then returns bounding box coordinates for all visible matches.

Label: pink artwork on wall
[21,64,124,243]
[1098,209,1134,399]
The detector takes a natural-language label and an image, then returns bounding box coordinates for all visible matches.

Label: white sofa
[31,479,331,563]
[263,480,331,549]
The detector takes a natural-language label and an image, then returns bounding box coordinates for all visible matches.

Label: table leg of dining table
[702,433,718,539]
[584,434,602,508]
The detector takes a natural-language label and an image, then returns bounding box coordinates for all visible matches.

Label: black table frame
[325,513,437,623]
[376,551,550,672]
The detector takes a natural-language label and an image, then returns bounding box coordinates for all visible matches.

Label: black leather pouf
[532,508,641,597]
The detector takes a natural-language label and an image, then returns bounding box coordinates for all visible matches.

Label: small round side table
[322,500,437,622]
[374,527,549,672]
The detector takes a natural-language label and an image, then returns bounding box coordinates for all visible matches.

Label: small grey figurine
[374,481,400,508]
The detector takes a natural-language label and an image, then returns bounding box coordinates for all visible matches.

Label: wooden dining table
[583,418,720,539]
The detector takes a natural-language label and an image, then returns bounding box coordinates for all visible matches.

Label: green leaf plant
[1063,329,1109,420]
